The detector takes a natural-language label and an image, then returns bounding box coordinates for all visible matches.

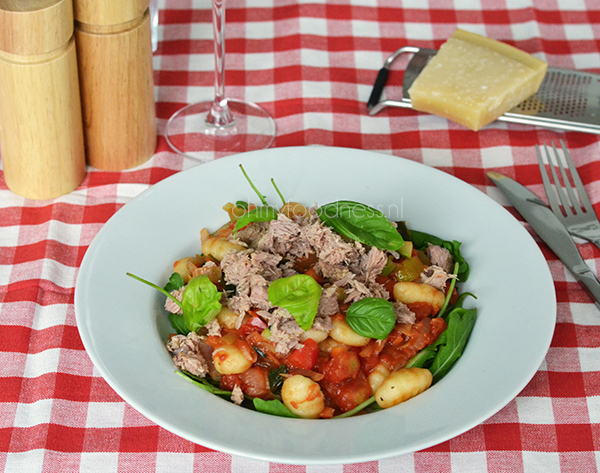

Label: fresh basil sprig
[233,205,278,235]
[181,275,223,332]
[127,273,222,333]
[316,200,404,251]
[345,297,396,340]
[267,274,322,330]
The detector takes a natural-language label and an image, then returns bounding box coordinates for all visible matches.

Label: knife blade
[488,171,600,305]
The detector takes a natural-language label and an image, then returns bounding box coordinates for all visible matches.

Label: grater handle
[367,68,389,110]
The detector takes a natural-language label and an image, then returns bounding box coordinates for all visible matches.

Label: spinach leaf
[405,296,477,383]
[428,307,476,383]
[268,364,288,395]
[182,275,222,332]
[267,274,322,331]
[164,272,184,293]
[317,201,404,251]
[253,398,299,418]
[346,297,396,340]
[168,313,189,335]
[233,205,278,235]
[177,371,233,397]
[409,230,469,281]
[235,200,249,210]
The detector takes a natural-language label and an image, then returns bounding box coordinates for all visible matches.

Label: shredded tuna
[257,213,312,259]
[231,385,244,405]
[393,301,416,325]
[205,318,222,337]
[165,287,184,315]
[235,221,270,248]
[317,286,340,317]
[427,244,454,273]
[259,307,304,356]
[311,315,333,333]
[166,332,210,377]
[420,265,456,291]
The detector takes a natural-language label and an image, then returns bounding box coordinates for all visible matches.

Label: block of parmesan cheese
[407,29,548,131]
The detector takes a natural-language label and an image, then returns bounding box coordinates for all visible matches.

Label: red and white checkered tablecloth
[1,0,600,471]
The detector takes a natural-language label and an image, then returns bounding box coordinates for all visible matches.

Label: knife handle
[574,266,600,307]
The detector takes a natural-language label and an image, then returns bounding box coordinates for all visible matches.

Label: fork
[536,140,600,251]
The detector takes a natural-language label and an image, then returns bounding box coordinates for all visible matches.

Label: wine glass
[165,0,276,161]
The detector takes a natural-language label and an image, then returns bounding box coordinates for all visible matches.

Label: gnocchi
[212,343,256,375]
[367,362,391,392]
[375,368,433,409]
[279,202,310,219]
[201,229,245,261]
[393,281,446,312]
[281,375,325,419]
[329,317,370,347]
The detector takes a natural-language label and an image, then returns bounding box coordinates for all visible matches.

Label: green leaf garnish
[182,275,223,332]
[345,297,396,340]
[253,398,299,418]
[233,205,279,235]
[164,272,184,293]
[317,200,404,251]
[267,274,322,331]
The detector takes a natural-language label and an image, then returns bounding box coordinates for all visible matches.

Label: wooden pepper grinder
[73,0,157,170]
[0,0,86,200]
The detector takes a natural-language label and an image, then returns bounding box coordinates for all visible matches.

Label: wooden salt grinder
[0,0,86,199]
[74,0,157,171]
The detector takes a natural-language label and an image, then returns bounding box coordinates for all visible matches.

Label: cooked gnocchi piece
[375,368,433,409]
[281,375,325,419]
[393,281,446,312]
[201,228,245,261]
[329,317,370,347]
[212,343,256,375]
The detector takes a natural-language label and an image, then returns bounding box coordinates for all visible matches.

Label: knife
[488,171,600,305]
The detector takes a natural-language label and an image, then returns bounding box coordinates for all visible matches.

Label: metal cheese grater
[367,46,600,134]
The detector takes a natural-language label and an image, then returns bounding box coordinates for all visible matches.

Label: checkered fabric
[1,0,599,471]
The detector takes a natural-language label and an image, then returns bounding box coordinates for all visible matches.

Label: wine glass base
[165,99,276,161]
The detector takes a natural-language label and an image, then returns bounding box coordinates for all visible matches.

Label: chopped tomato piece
[239,315,268,336]
[283,338,319,370]
[407,301,435,320]
[322,349,361,383]
[321,371,372,412]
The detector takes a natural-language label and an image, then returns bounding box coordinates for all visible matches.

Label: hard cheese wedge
[407,29,547,131]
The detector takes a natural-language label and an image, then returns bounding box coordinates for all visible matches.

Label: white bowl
[75,146,555,464]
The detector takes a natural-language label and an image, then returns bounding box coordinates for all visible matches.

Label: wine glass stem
[207,0,234,127]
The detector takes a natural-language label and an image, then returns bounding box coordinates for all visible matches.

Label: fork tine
[545,143,575,216]
[536,144,564,216]
[558,139,596,215]
[550,141,581,214]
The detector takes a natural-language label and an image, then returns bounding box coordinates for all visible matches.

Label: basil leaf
[253,398,299,418]
[168,313,189,335]
[428,307,477,383]
[409,230,470,281]
[317,200,404,251]
[267,274,322,331]
[234,205,278,235]
[164,272,184,293]
[345,297,396,340]
[182,275,222,332]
